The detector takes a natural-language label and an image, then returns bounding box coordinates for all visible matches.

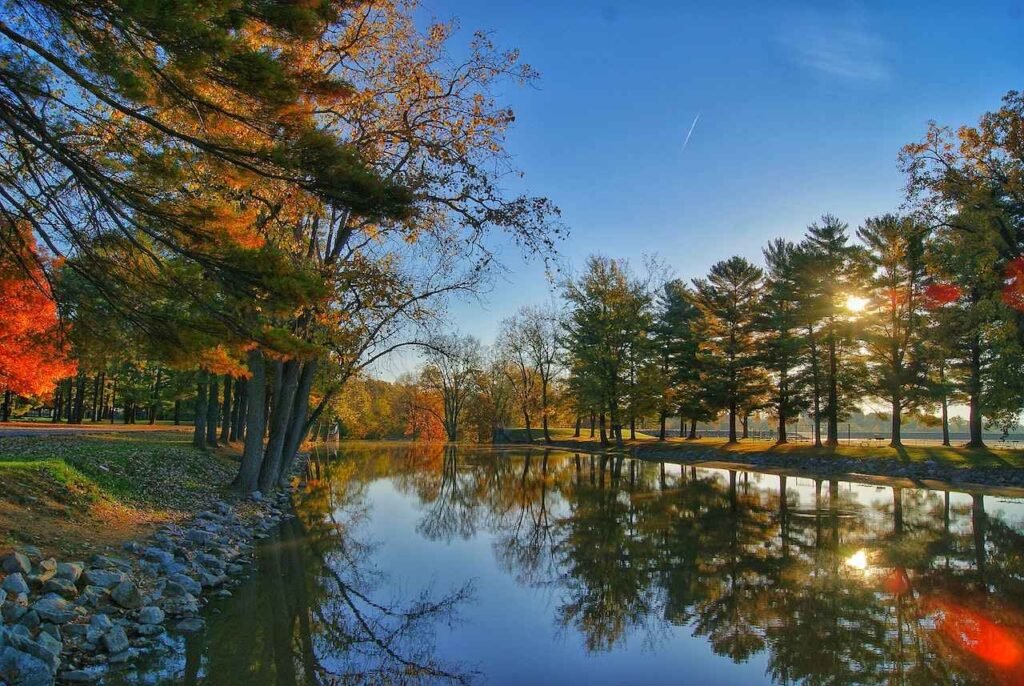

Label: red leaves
[1003,257,1024,312]
[0,232,76,397]
[924,282,962,308]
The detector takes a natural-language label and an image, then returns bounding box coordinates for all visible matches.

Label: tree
[497,312,542,443]
[0,228,76,418]
[562,257,652,446]
[858,214,929,447]
[652,279,702,439]
[758,239,807,444]
[420,334,483,441]
[798,215,868,446]
[692,257,768,443]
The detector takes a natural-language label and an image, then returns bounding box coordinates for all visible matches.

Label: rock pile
[0,489,294,685]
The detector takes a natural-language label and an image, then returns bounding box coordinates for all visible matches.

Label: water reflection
[119,444,1024,685]
[110,454,475,685]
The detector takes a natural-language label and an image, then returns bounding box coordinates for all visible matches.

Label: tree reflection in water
[343,445,1024,686]
[112,444,1024,686]
[111,448,475,685]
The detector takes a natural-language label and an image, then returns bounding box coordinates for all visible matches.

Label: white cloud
[781,5,890,83]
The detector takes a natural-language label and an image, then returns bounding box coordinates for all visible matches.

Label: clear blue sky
[378,0,1023,378]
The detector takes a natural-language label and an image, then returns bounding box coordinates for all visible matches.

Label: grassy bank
[521,434,1024,470]
[0,430,238,558]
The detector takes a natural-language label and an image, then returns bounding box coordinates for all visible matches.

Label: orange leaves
[924,596,1024,683]
[0,233,77,397]
[196,344,252,377]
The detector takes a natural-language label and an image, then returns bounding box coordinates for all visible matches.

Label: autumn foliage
[0,232,76,397]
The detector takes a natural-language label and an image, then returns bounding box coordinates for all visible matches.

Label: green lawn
[0,431,237,510]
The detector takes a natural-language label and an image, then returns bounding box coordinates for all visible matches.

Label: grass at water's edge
[502,434,1024,469]
[0,430,239,558]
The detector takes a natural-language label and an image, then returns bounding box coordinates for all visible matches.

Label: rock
[1,551,31,575]
[32,595,75,624]
[135,624,164,637]
[137,606,164,625]
[43,576,78,598]
[102,626,129,654]
[38,624,61,643]
[55,562,83,583]
[3,601,28,623]
[250,490,263,502]
[198,571,226,589]
[60,669,101,683]
[174,618,205,633]
[33,631,62,671]
[110,581,142,610]
[17,609,40,631]
[76,586,108,608]
[159,594,198,617]
[89,555,131,572]
[0,645,53,686]
[81,569,125,589]
[2,572,30,595]
[86,614,112,644]
[108,648,135,664]
[166,574,201,597]
[185,529,215,546]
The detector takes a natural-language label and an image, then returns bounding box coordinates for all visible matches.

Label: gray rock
[108,648,136,664]
[43,576,78,598]
[0,645,53,686]
[76,586,108,608]
[31,595,75,624]
[55,562,83,583]
[2,572,30,595]
[135,624,165,637]
[159,594,198,617]
[59,669,101,683]
[38,624,61,643]
[89,555,131,571]
[174,618,205,633]
[1,551,31,575]
[86,614,112,644]
[166,574,201,597]
[81,569,125,589]
[198,571,226,589]
[17,609,40,631]
[137,606,164,625]
[110,581,142,609]
[102,626,129,654]
[2,601,28,623]
[250,490,263,502]
[185,529,215,546]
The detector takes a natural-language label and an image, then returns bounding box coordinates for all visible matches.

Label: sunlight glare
[845,295,869,313]
[846,549,868,570]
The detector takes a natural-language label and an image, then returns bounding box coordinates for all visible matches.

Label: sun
[845,295,869,313]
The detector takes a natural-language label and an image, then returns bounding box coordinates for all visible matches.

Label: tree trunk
[688,418,697,440]
[940,362,950,446]
[236,350,268,493]
[52,383,62,423]
[1,389,10,422]
[108,379,116,424]
[277,360,318,486]
[599,412,607,445]
[573,415,581,438]
[777,411,788,444]
[542,411,551,444]
[173,399,181,426]
[219,375,232,444]
[148,368,162,425]
[741,413,749,439]
[629,415,636,440]
[889,395,902,448]
[966,335,985,448]
[72,374,85,423]
[589,412,595,438]
[659,411,666,441]
[205,378,219,447]
[233,378,248,444]
[826,334,838,446]
[523,411,532,444]
[91,374,102,422]
[728,401,738,443]
[192,379,208,449]
[259,359,300,492]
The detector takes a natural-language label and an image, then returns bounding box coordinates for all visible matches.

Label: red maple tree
[0,230,77,399]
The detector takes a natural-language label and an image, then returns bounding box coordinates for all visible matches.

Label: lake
[114,442,1024,685]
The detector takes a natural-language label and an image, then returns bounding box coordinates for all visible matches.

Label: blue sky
[378,0,1023,377]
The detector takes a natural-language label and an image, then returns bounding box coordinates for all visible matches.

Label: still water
[116,443,1024,685]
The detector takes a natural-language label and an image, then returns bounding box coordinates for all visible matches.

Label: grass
[0,430,239,557]
[538,434,1024,470]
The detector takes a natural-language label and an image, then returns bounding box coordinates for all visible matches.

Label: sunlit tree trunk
[205,378,219,447]
[192,377,208,449]
[236,350,267,493]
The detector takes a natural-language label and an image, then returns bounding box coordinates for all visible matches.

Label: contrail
[682,112,700,151]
